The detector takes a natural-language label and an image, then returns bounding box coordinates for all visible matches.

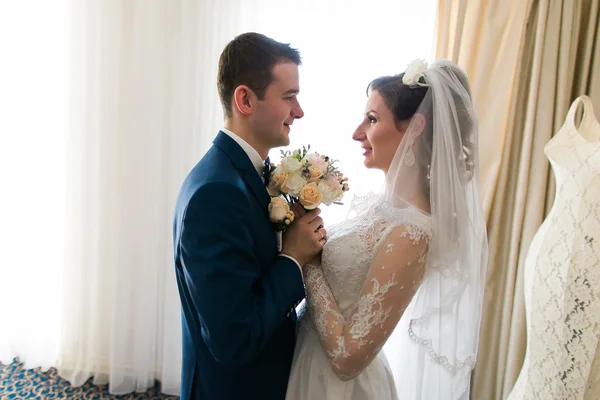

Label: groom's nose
[292,103,305,119]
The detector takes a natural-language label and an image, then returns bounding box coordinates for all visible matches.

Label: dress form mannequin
[508,95,600,399]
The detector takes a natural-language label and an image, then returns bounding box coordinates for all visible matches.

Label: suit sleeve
[179,181,305,366]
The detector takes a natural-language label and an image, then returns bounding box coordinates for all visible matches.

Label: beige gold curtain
[435,1,600,399]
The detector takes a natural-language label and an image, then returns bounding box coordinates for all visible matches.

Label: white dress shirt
[221,127,264,178]
[220,128,303,276]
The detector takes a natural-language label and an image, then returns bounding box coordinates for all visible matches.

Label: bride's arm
[303,224,429,380]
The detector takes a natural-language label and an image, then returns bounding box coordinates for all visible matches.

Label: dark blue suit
[173,131,305,400]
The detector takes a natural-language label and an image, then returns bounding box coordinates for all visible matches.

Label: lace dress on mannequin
[508,95,600,400]
[285,194,432,400]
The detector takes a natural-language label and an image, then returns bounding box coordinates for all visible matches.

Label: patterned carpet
[0,360,178,399]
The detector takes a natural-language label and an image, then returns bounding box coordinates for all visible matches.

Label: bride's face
[352,90,405,173]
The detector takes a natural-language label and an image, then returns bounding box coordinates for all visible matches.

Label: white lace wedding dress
[508,96,600,399]
[285,194,432,400]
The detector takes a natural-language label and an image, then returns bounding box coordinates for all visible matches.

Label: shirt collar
[221,127,265,176]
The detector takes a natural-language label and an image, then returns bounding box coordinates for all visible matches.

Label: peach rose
[305,153,329,174]
[268,197,290,223]
[298,182,323,210]
[307,165,324,183]
[267,167,288,196]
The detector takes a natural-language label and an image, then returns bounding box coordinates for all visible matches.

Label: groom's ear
[233,85,255,117]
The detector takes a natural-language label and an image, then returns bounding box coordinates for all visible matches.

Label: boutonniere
[268,197,295,231]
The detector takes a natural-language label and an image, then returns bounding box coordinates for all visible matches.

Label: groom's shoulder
[194,144,240,183]
[177,145,245,206]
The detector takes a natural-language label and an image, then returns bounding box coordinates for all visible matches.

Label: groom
[173,32,326,400]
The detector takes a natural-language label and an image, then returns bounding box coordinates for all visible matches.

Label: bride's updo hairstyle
[366,63,475,198]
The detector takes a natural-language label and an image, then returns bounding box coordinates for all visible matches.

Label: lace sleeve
[303,223,429,380]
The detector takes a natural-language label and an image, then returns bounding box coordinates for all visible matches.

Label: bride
[285,59,488,400]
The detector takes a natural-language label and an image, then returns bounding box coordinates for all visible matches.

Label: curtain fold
[435,1,600,398]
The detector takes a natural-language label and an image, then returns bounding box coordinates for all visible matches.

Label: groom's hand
[290,202,307,219]
[281,208,326,267]
[290,203,324,230]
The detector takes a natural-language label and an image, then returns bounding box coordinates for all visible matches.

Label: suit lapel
[213,131,271,218]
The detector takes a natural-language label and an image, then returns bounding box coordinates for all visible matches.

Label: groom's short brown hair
[217,32,302,118]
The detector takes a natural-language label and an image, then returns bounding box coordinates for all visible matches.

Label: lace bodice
[301,194,432,380]
[509,96,600,400]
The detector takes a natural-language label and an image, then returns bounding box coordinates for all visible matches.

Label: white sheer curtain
[0,0,435,396]
[1,0,240,395]
[0,0,69,371]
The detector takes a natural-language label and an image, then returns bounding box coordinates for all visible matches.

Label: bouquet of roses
[267,145,349,231]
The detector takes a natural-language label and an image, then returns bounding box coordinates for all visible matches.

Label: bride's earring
[405,145,415,167]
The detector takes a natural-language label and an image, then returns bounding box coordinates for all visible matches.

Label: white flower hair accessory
[402,59,428,86]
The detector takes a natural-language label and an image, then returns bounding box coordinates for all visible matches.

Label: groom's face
[252,62,304,148]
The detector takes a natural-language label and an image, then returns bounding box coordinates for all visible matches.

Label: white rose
[317,181,336,204]
[402,59,428,86]
[268,197,290,223]
[282,172,307,196]
[281,156,302,173]
[318,176,343,204]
